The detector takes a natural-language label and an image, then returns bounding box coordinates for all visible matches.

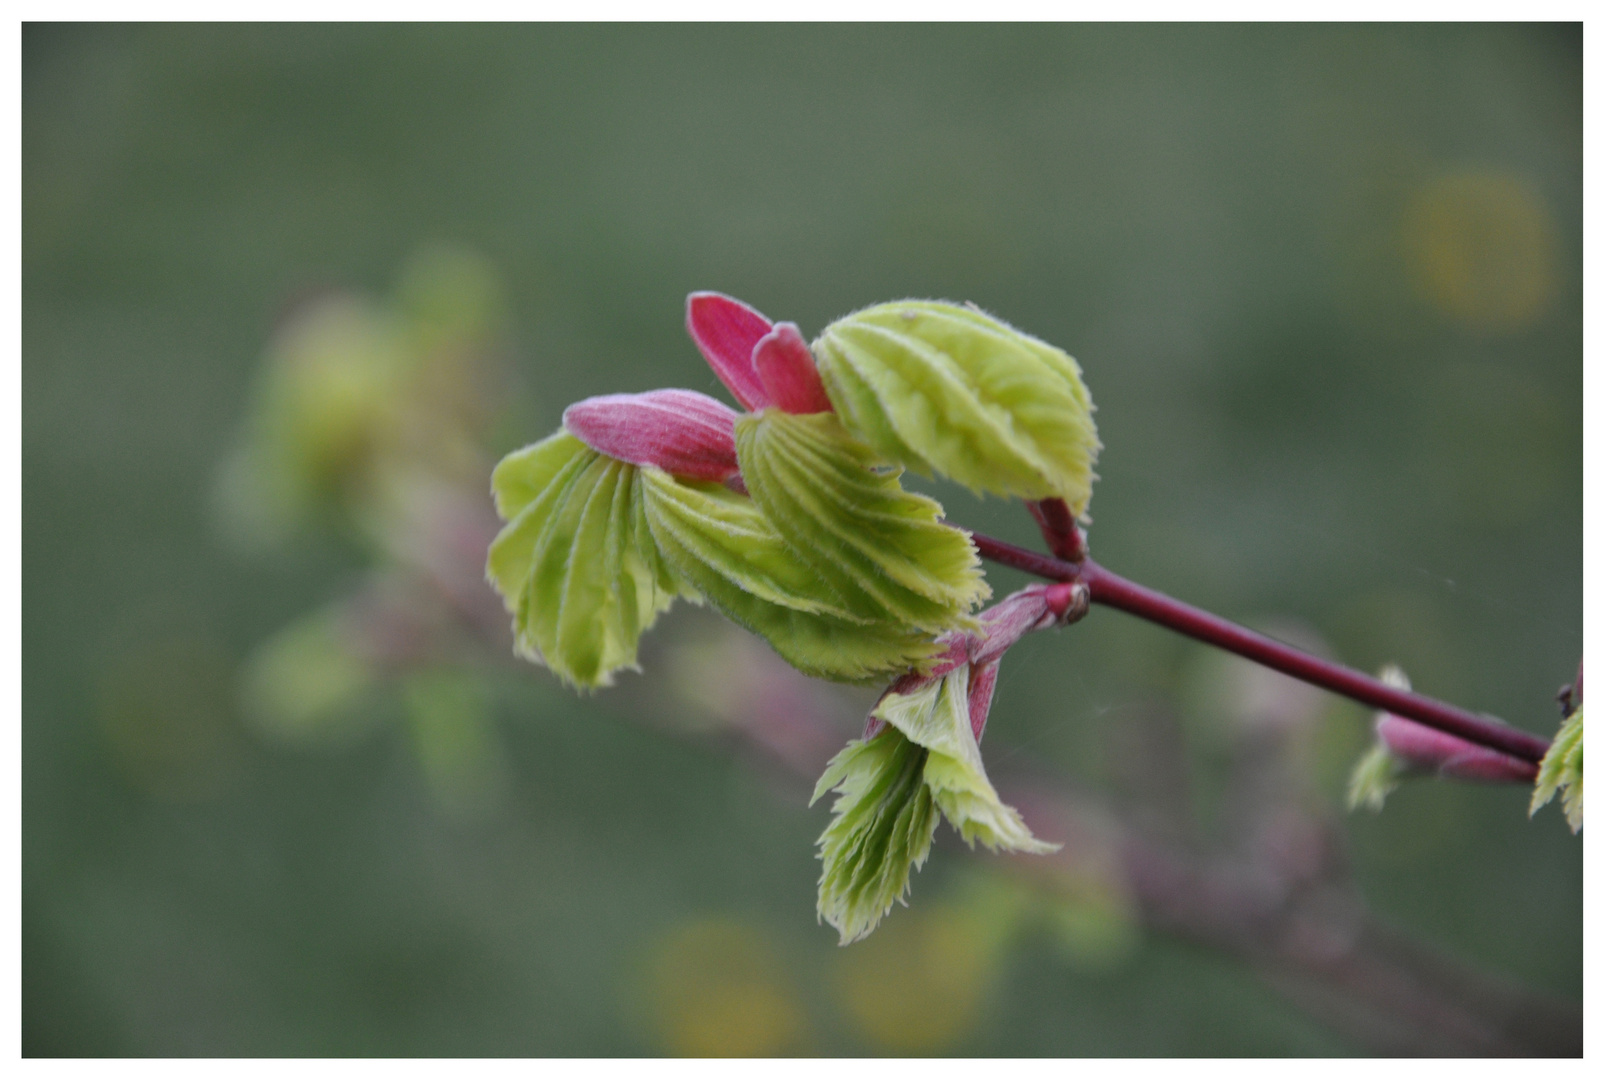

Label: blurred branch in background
[222,247,521,818]
[1005,663,1582,1057]
[214,252,1578,1056]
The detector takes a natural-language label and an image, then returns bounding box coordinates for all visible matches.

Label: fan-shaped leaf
[486,432,686,688]
[490,428,592,523]
[640,469,942,682]
[810,729,940,945]
[734,410,988,633]
[813,301,1100,513]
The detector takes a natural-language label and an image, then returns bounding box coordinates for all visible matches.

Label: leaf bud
[562,389,740,483]
[686,291,774,411]
[753,323,833,414]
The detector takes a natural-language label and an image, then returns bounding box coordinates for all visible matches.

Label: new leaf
[734,410,989,634]
[640,471,944,683]
[487,432,687,688]
[813,301,1101,514]
[1531,705,1583,833]
[813,667,1057,944]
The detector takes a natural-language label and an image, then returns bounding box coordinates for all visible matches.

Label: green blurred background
[23,23,1580,1056]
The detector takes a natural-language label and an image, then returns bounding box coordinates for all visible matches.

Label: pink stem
[968,532,1552,765]
[1027,498,1087,561]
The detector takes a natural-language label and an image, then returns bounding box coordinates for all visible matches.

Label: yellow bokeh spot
[1403,170,1558,334]
[832,905,999,1054]
[642,919,805,1057]
[1037,869,1140,974]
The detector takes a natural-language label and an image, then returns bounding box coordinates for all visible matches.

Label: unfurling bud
[1375,713,1537,784]
[1369,664,1536,784]
[687,292,835,416]
[754,323,833,414]
[1347,664,1536,814]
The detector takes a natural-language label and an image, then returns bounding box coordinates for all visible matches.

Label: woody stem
[968,531,1552,765]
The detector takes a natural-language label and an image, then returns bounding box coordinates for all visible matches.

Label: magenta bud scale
[1376,713,1538,784]
[686,291,835,417]
[562,389,740,482]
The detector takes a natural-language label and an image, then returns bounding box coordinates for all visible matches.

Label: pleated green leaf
[1531,705,1583,833]
[813,301,1101,514]
[812,667,1057,944]
[485,431,687,688]
[640,469,942,682]
[490,428,591,522]
[734,410,989,634]
[810,728,940,945]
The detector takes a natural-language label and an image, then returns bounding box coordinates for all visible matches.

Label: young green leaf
[640,469,943,682]
[1530,705,1583,833]
[486,432,688,688]
[490,428,593,522]
[810,728,940,946]
[734,410,989,633]
[813,667,1058,944]
[876,669,1059,855]
[813,301,1100,514]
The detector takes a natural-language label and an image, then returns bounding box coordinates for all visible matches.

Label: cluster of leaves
[219,246,510,550]
[812,583,1077,942]
[486,292,1100,939]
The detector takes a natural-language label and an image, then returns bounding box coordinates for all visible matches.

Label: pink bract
[1375,714,1537,783]
[686,291,835,416]
[562,389,740,482]
[686,292,773,412]
[754,323,833,415]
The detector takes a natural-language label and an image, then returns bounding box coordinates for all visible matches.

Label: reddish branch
[968,528,1553,766]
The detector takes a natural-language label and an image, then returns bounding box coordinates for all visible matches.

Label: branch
[968,532,1552,765]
